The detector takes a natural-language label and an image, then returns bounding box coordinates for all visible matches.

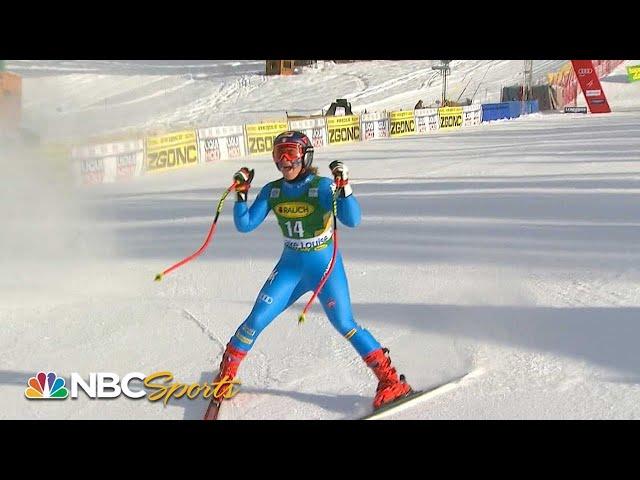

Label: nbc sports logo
[25,371,69,400]
[22,370,240,405]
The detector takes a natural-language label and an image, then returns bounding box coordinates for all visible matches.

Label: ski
[359,369,481,420]
[202,371,242,420]
[203,369,223,421]
[203,397,223,420]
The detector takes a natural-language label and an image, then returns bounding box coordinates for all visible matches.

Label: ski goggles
[273,143,304,169]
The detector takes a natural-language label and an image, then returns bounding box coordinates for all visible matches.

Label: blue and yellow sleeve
[318,177,361,228]
[234,183,272,233]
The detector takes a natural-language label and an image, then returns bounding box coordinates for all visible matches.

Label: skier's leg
[284,281,310,310]
[315,253,380,357]
[228,257,301,352]
[316,253,411,409]
[212,256,302,403]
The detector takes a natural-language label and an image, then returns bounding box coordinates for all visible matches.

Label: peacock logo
[25,371,69,400]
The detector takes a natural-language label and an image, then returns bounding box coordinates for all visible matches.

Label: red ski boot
[204,343,247,420]
[363,347,412,410]
[212,343,247,400]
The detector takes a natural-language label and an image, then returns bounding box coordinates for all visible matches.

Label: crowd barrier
[71,88,548,185]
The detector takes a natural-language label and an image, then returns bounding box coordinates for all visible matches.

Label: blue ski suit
[229,173,381,357]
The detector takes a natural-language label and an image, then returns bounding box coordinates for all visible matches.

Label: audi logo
[578,68,593,75]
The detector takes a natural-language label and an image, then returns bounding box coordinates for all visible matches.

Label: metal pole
[432,61,451,107]
[442,68,447,105]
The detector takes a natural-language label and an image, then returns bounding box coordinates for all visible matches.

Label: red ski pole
[298,185,342,324]
[154,181,237,281]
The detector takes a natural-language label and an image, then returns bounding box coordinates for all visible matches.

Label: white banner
[462,104,482,127]
[414,108,439,134]
[72,139,144,185]
[197,125,246,163]
[360,111,389,140]
[287,117,329,149]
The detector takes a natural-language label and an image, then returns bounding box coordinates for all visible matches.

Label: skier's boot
[212,343,247,400]
[363,347,412,410]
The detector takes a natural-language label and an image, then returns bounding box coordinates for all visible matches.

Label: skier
[212,130,412,411]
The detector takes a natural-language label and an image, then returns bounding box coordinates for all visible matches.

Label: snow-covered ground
[2,60,640,419]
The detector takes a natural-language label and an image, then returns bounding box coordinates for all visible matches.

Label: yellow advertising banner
[389,110,416,137]
[245,121,288,155]
[326,115,361,144]
[627,65,640,82]
[438,107,463,130]
[146,130,198,173]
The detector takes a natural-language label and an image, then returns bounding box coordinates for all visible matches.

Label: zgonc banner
[389,110,416,137]
[571,60,611,114]
[245,121,288,155]
[438,106,464,130]
[326,115,361,144]
[146,130,199,173]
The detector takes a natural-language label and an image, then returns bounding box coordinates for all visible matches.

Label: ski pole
[298,185,342,324]
[154,181,237,281]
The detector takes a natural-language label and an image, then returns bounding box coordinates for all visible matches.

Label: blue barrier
[481,103,510,122]
[508,102,522,119]
[512,100,539,115]
[482,100,539,122]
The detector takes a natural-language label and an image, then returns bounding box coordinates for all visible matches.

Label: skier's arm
[336,190,362,227]
[319,176,361,228]
[233,176,271,233]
